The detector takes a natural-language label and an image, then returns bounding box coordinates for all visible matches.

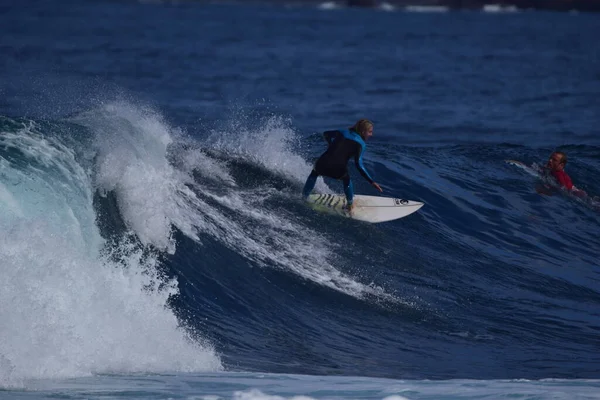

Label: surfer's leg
[302,169,319,199]
[342,174,353,206]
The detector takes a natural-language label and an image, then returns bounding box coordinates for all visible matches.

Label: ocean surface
[1,1,599,399]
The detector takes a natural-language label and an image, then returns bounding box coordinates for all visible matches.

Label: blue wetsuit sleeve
[323,130,340,145]
[354,147,374,184]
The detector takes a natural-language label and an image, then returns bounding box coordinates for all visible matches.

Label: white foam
[74,102,202,252]
[208,115,330,193]
[405,5,449,12]
[230,389,410,400]
[233,389,316,400]
[379,3,396,11]
[0,119,222,387]
[0,223,221,384]
[0,180,23,217]
[317,1,340,10]
[179,146,238,187]
[482,4,519,12]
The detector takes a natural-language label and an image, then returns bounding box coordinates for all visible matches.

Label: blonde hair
[349,119,373,137]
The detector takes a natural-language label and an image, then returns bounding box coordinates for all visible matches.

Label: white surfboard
[305,194,424,223]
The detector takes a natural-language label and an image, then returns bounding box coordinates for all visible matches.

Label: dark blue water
[1,0,599,391]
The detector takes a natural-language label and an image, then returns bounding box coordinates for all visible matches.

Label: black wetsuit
[302,128,374,205]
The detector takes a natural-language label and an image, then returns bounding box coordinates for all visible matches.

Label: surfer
[302,119,383,212]
[538,151,587,197]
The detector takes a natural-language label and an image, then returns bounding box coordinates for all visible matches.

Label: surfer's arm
[323,130,340,145]
[354,152,374,183]
[354,149,382,192]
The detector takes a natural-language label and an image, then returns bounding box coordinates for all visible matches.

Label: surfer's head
[350,119,373,140]
[547,151,567,171]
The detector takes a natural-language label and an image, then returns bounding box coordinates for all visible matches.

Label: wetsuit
[302,129,374,205]
[551,170,573,190]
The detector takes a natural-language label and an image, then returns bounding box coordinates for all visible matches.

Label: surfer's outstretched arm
[354,150,382,192]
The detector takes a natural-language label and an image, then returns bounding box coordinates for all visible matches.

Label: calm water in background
[1,1,599,399]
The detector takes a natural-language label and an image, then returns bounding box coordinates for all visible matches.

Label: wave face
[1,1,599,391]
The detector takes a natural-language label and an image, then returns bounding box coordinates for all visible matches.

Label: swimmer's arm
[572,186,587,198]
[535,184,553,196]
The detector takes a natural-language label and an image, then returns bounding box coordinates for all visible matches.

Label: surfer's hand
[372,182,383,192]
